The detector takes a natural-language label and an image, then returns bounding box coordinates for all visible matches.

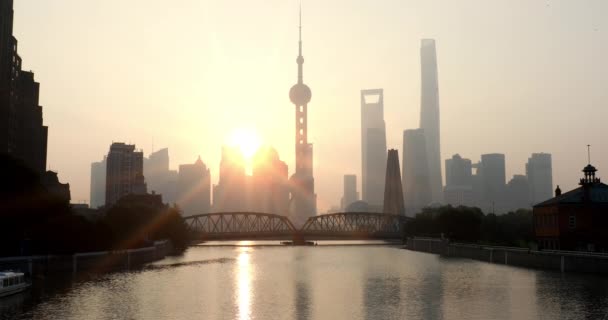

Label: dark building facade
[0,1,47,173]
[534,164,608,252]
[383,149,405,216]
[105,143,146,206]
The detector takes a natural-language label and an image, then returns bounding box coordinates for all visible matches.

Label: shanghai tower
[288,10,316,226]
[420,39,442,203]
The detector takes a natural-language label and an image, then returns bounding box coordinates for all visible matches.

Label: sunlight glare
[229,128,262,160]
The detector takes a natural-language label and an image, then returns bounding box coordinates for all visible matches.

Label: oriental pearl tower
[288,9,316,226]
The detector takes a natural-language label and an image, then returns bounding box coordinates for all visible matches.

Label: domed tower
[288,8,316,226]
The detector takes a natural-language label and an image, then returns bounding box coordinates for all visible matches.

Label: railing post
[561,256,565,273]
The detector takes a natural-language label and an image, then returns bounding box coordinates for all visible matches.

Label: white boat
[0,272,30,298]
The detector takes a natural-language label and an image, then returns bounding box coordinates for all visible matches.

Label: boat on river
[0,272,30,298]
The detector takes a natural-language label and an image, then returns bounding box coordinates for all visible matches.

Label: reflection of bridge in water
[185,212,410,241]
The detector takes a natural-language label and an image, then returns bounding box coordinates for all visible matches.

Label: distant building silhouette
[251,147,289,215]
[105,143,146,206]
[341,174,358,210]
[90,156,106,209]
[144,148,178,204]
[361,89,387,209]
[41,171,70,205]
[213,146,247,212]
[420,39,443,204]
[177,156,211,216]
[444,154,474,207]
[288,12,316,226]
[534,163,608,251]
[0,1,48,173]
[506,174,530,211]
[526,153,553,205]
[477,153,506,213]
[383,149,405,215]
[402,129,431,215]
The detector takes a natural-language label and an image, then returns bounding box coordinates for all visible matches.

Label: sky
[12,0,608,212]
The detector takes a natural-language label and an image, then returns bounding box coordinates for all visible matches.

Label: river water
[2,241,608,320]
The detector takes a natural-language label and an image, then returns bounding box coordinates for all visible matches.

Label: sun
[229,128,262,160]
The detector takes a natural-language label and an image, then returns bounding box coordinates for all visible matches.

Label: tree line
[404,205,534,247]
[0,154,189,257]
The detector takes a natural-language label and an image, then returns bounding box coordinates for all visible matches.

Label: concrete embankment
[406,238,608,274]
[0,240,172,276]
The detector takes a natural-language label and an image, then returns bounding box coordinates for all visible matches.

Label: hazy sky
[13,0,608,212]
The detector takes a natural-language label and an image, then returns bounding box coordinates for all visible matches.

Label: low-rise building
[533,163,608,252]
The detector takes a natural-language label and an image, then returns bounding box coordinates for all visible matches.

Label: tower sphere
[289,83,311,105]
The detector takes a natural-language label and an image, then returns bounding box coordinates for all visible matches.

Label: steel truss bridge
[184,212,410,241]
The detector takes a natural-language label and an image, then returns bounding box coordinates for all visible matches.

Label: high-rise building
[383,149,405,216]
[444,154,474,207]
[478,153,506,213]
[361,89,387,208]
[288,11,316,226]
[526,153,553,205]
[177,156,211,216]
[144,148,178,204]
[419,39,442,203]
[402,129,431,215]
[341,174,358,210]
[251,147,289,215]
[0,1,47,173]
[90,156,106,208]
[0,0,19,156]
[506,174,530,211]
[105,143,146,206]
[213,146,247,212]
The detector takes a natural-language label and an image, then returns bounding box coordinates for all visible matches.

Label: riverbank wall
[406,238,608,274]
[0,240,172,276]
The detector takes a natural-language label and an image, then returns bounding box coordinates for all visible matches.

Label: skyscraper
[105,143,146,206]
[341,174,358,210]
[507,174,530,211]
[213,146,247,212]
[383,149,405,216]
[288,11,316,226]
[444,154,474,207]
[90,156,106,208]
[478,153,506,213]
[402,129,431,214]
[361,89,387,208]
[144,148,178,204]
[177,156,211,216]
[0,1,47,173]
[420,39,442,203]
[251,147,289,215]
[526,153,553,205]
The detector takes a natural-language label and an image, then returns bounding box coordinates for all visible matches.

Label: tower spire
[297,3,304,84]
[299,3,302,53]
[588,144,591,165]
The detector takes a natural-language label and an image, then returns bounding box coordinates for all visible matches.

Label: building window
[569,215,576,229]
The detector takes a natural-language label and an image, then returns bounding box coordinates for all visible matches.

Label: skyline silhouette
[9,0,608,211]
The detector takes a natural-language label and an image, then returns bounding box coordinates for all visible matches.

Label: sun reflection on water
[237,247,253,320]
